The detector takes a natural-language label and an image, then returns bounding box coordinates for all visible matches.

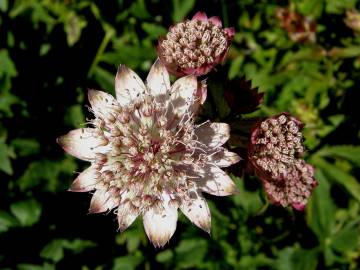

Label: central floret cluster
[58,59,240,246]
[86,89,205,214]
[248,114,317,209]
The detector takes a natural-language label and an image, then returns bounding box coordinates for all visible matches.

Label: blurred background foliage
[0,0,360,269]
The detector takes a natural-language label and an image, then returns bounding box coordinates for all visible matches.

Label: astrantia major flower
[248,113,317,210]
[344,9,360,32]
[158,11,235,77]
[275,7,316,43]
[57,59,240,247]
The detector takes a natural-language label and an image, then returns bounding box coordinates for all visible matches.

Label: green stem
[87,25,114,78]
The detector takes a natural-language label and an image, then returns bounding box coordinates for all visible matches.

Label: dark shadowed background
[0,0,360,269]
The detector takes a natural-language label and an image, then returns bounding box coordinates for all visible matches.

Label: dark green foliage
[0,0,359,269]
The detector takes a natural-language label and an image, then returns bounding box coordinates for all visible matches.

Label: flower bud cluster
[161,20,228,70]
[249,113,317,209]
[158,11,234,76]
[275,7,316,43]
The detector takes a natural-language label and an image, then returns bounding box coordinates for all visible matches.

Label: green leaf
[306,169,335,241]
[331,226,359,254]
[141,22,167,40]
[172,0,196,22]
[174,238,208,269]
[331,218,360,253]
[64,12,87,46]
[0,49,17,78]
[41,239,95,263]
[317,145,360,167]
[0,137,13,175]
[0,49,17,93]
[40,240,65,263]
[276,247,318,270]
[92,66,116,95]
[10,199,42,227]
[11,138,41,157]
[129,0,150,19]
[232,176,264,216]
[18,159,77,192]
[0,0,8,12]
[156,250,173,263]
[238,254,273,268]
[228,55,244,80]
[64,105,85,127]
[325,0,357,14]
[17,263,55,270]
[112,252,144,270]
[315,157,360,202]
[0,210,18,233]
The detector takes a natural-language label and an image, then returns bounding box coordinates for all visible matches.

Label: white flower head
[57,58,240,247]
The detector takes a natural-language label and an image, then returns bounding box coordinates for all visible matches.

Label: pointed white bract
[69,165,98,192]
[146,58,170,99]
[195,165,238,196]
[195,122,230,148]
[89,189,111,213]
[88,89,119,117]
[57,128,109,161]
[57,58,240,247]
[117,201,139,232]
[143,203,178,247]
[180,191,211,233]
[115,65,146,106]
[169,75,198,116]
[208,148,242,167]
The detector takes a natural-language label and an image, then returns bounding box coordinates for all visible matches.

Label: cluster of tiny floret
[88,94,204,214]
[160,19,228,69]
[251,114,316,207]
